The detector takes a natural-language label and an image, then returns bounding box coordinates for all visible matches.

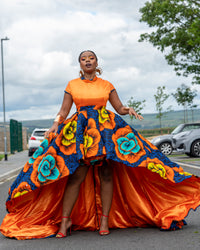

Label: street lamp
[1,37,9,161]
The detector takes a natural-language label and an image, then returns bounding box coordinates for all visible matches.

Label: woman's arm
[57,92,73,120]
[109,90,143,120]
[45,93,73,137]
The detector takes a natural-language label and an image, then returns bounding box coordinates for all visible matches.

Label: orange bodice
[65,76,115,109]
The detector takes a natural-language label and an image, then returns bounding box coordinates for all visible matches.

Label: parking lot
[169,152,200,167]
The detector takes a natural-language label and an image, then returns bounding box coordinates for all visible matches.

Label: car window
[171,124,184,134]
[182,124,200,132]
[33,131,46,136]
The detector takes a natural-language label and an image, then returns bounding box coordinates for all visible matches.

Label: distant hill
[123,108,200,130]
[21,108,200,135]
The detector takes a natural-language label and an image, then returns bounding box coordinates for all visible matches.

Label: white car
[28,128,49,156]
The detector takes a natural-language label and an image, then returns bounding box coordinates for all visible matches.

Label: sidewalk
[0,150,29,183]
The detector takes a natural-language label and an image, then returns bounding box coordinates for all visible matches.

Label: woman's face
[79,51,98,74]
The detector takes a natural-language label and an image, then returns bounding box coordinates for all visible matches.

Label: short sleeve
[107,81,115,94]
[64,81,71,95]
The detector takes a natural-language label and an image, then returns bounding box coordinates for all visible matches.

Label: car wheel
[159,142,173,155]
[185,153,192,157]
[191,140,200,157]
[28,150,33,157]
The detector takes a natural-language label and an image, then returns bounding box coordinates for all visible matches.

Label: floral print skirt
[1,105,200,240]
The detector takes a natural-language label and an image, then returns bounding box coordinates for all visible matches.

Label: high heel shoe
[56,216,72,238]
[99,214,110,236]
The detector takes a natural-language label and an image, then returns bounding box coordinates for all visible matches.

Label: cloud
[0,0,199,123]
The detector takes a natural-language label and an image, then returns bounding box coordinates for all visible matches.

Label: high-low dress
[1,76,200,240]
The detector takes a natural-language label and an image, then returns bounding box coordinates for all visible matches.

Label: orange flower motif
[11,182,32,199]
[80,118,101,158]
[112,126,145,163]
[31,146,69,187]
[23,162,31,173]
[98,106,116,131]
[55,120,77,155]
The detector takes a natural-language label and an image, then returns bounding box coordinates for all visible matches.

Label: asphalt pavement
[0,151,200,250]
[0,150,29,184]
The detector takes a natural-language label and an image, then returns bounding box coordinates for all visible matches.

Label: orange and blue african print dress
[1,76,200,240]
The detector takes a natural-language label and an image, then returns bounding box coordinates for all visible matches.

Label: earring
[79,69,84,77]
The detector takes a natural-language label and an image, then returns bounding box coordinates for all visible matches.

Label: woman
[1,50,200,240]
[45,50,143,238]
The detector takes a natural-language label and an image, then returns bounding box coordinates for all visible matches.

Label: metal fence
[10,119,23,153]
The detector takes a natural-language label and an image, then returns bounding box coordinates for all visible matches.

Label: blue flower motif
[117,133,140,155]
[28,139,49,164]
[37,155,60,183]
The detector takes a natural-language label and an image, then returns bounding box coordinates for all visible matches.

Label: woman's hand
[109,90,143,120]
[124,107,144,120]
[44,122,59,138]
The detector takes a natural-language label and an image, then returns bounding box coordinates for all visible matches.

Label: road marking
[0,166,22,179]
[0,174,19,185]
[175,161,200,169]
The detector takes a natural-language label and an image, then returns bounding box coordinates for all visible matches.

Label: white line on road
[175,161,200,169]
[0,174,19,185]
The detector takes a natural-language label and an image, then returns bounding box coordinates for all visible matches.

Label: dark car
[151,123,200,155]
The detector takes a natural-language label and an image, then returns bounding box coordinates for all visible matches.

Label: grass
[0,154,4,161]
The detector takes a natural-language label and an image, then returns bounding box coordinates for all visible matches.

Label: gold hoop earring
[79,69,84,77]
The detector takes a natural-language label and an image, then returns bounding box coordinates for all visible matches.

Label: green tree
[139,0,200,84]
[127,97,146,124]
[189,104,198,122]
[154,86,170,130]
[172,83,197,122]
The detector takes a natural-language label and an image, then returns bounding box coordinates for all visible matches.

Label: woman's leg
[99,160,113,234]
[56,165,90,237]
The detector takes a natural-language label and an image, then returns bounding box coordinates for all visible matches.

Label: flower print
[47,131,57,144]
[24,139,49,173]
[80,118,101,158]
[147,163,167,179]
[147,161,175,182]
[172,166,192,177]
[112,126,145,163]
[117,133,140,155]
[55,120,77,155]
[37,155,59,183]
[179,171,192,177]
[171,166,192,183]
[98,106,115,131]
[31,146,69,187]
[11,182,32,199]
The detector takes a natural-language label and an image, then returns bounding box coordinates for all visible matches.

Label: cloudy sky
[0,0,199,122]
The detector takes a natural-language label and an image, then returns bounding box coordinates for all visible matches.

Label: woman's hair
[78,50,98,62]
[78,50,102,77]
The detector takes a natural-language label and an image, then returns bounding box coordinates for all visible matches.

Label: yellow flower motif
[147,163,167,179]
[11,182,32,199]
[62,120,77,146]
[83,134,93,154]
[179,171,192,177]
[14,190,29,198]
[98,106,109,124]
